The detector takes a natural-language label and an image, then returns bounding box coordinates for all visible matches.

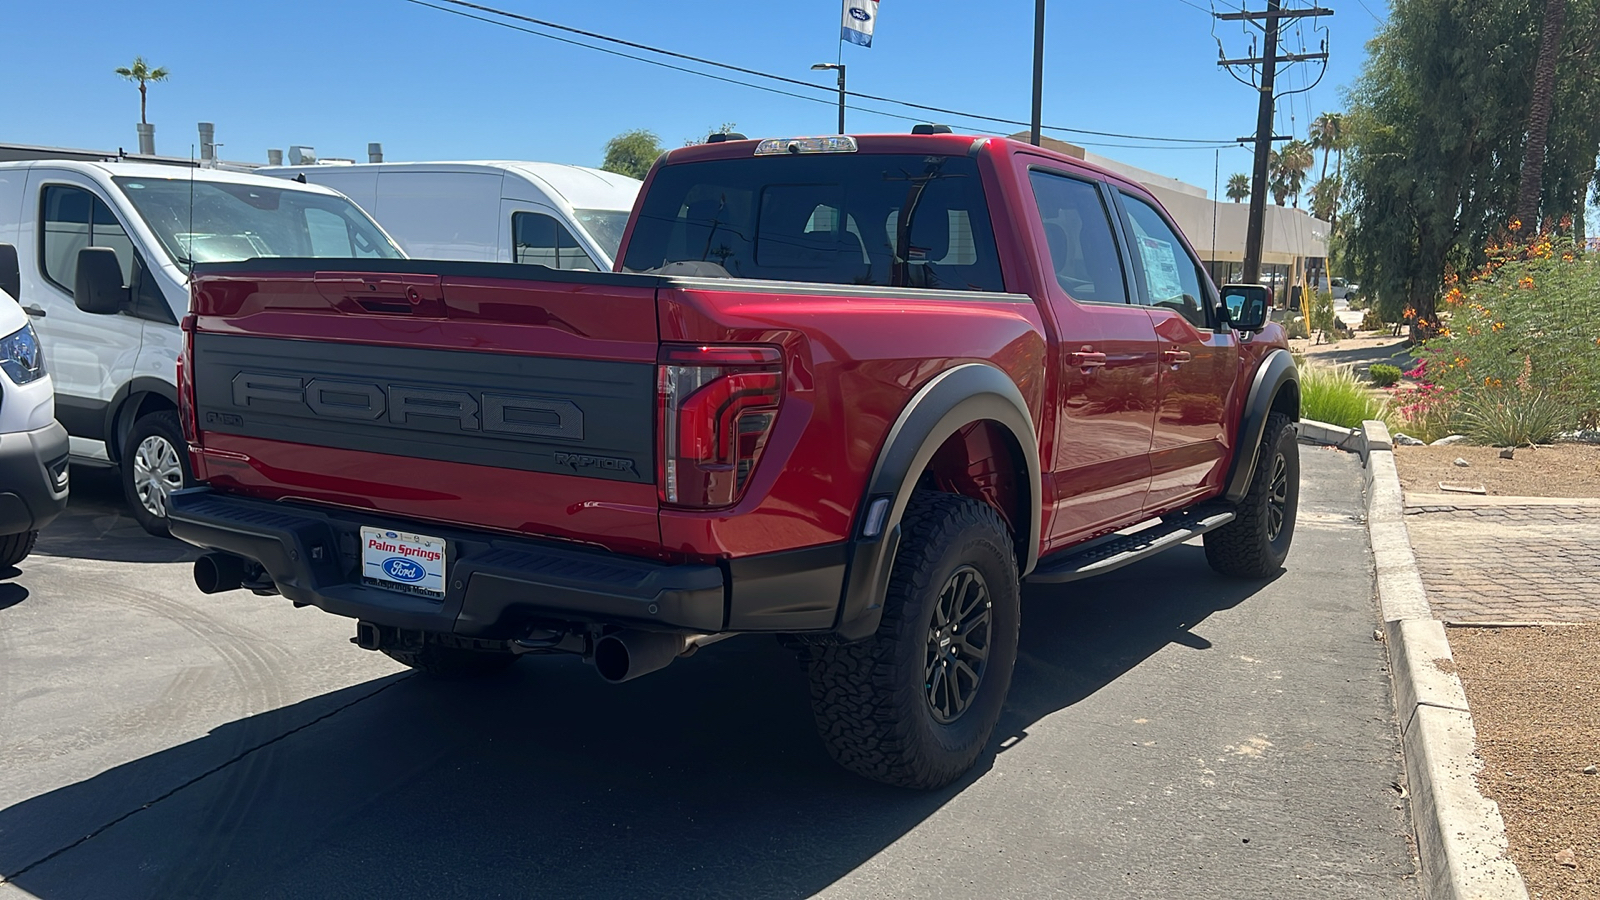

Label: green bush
[1345,294,1366,311]
[1301,364,1386,428]
[1359,308,1387,331]
[1456,387,1571,446]
[1387,383,1459,443]
[1308,291,1338,343]
[1285,316,1310,340]
[1420,234,1600,428]
[1369,364,1402,387]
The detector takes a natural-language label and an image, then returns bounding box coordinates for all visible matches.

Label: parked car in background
[0,160,405,536]
[257,161,641,271]
[0,247,69,566]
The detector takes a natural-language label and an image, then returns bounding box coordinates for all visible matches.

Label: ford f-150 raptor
[169,131,1299,789]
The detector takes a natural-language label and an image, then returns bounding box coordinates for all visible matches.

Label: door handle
[22,305,46,318]
[1162,349,1193,367]
[1068,349,1108,370]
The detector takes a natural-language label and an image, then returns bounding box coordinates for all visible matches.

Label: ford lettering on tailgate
[192,333,654,483]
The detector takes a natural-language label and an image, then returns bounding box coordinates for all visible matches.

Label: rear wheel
[0,531,38,568]
[1205,412,1299,577]
[121,410,192,538]
[805,491,1020,790]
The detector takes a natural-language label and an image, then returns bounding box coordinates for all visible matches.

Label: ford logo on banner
[382,557,426,583]
[849,7,871,20]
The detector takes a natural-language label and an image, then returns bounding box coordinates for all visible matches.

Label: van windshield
[620,153,1005,291]
[573,209,630,264]
[113,176,404,270]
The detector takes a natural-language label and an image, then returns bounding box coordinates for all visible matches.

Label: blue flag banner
[841,0,879,47]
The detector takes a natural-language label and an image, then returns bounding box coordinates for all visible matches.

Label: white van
[0,160,405,535]
[0,250,69,565]
[257,161,640,271]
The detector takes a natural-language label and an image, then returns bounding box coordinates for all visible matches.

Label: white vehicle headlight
[0,322,46,385]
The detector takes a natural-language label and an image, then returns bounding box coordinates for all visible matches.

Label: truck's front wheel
[1205,411,1299,577]
[806,491,1020,790]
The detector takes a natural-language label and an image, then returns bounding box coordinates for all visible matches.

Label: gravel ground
[1450,625,1600,899]
[1393,445,1600,498]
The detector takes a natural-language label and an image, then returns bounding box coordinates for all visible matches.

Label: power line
[412,0,1237,145]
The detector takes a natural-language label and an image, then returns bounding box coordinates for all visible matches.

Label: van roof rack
[911,124,952,135]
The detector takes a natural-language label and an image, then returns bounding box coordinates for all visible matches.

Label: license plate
[360,527,447,600]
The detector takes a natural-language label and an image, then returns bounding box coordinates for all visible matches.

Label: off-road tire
[382,642,520,678]
[1205,412,1299,577]
[121,410,193,538]
[805,490,1020,790]
[0,531,38,568]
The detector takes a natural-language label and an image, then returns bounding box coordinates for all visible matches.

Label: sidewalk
[1393,454,1600,897]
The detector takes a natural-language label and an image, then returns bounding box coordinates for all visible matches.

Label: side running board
[1026,505,1236,584]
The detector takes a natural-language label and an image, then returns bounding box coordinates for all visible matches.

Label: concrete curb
[1361,419,1530,900]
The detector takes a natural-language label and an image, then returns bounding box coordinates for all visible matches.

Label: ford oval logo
[849,7,871,19]
[382,557,426,583]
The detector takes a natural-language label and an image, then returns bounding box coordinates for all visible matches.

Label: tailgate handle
[315,272,445,317]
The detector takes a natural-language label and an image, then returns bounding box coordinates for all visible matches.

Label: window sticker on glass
[1135,233,1185,302]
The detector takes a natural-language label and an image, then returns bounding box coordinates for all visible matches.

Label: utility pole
[1030,0,1045,145]
[810,63,847,134]
[1217,4,1331,283]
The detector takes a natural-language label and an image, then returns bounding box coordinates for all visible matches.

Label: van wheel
[0,531,38,568]
[121,410,192,538]
[805,491,1020,790]
[1205,412,1299,577]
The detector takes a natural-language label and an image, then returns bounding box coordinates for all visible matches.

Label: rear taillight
[658,344,783,509]
[177,314,199,446]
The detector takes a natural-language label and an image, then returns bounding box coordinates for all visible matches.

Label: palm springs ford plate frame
[360,527,447,599]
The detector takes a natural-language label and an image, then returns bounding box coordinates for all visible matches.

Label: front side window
[113,177,402,270]
[572,208,630,264]
[621,153,1005,292]
[41,185,135,293]
[1028,170,1128,304]
[1121,193,1209,329]
[513,212,599,271]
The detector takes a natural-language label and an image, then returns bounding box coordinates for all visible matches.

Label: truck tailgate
[187,261,664,557]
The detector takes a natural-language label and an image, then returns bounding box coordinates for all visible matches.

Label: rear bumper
[0,422,70,535]
[168,488,845,637]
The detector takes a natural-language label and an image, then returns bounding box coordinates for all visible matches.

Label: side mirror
[0,243,19,301]
[74,247,128,315]
[1221,283,1270,332]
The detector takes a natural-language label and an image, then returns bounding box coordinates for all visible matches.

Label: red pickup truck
[171,132,1299,789]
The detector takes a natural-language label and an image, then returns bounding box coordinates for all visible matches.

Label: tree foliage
[114,56,170,125]
[1226,172,1251,202]
[601,129,665,180]
[1343,0,1600,335]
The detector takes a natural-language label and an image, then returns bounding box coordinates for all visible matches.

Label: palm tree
[114,56,170,126]
[1309,112,1343,184]
[1274,140,1315,208]
[1309,176,1340,222]
[1514,0,1567,235]
[1225,173,1251,203]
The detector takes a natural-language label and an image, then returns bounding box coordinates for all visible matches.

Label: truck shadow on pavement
[0,546,1275,900]
[32,466,200,564]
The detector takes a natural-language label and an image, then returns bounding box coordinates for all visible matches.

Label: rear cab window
[621,152,1005,292]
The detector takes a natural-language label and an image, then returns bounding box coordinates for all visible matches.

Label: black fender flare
[105,377,180,462]
[1223,348,1299,503]
[834,363,1042,641]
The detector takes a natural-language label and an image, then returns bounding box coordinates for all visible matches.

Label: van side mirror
[1221,283,1271,332]
[74,247,128,315]
[0,243,19,301]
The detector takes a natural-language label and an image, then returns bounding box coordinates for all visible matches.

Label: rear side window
[622,153,1005,292]
[1028,170,1128,304]
[513,212,599,271]
[41,185,135,293]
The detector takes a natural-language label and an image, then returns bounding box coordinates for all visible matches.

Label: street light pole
[811,63,847,134]
[1030,0,1045,146]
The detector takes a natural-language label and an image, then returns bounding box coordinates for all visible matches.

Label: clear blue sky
[3,0,1386,195]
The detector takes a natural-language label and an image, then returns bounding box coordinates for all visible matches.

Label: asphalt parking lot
[0,447,1419,899]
